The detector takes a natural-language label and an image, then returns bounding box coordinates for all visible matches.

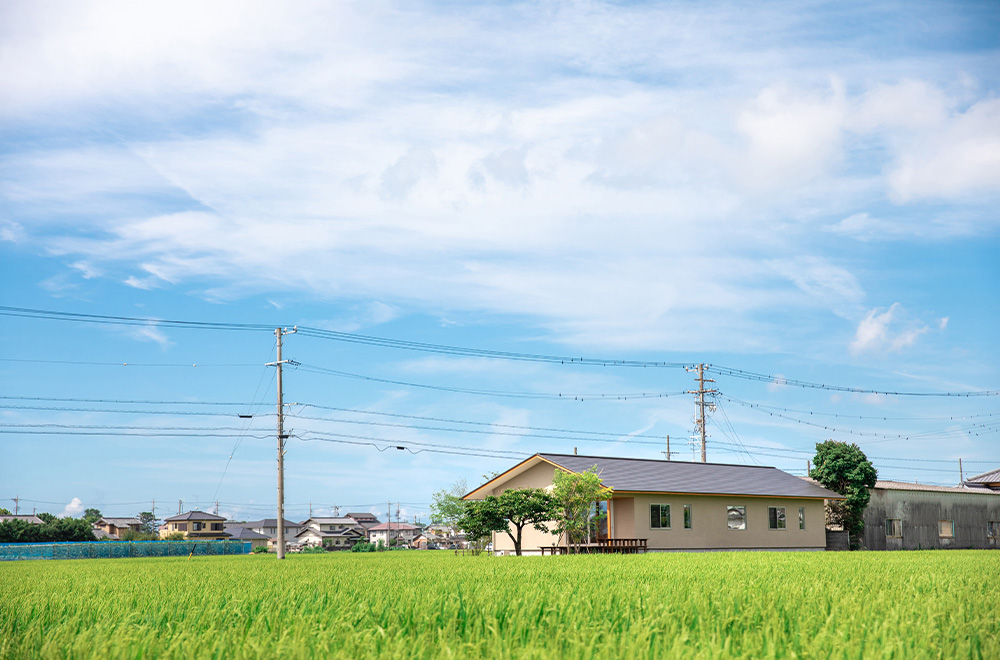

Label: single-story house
[159,511,228,540]
[464,453,844,554]
[93,517,141,539]
[0,515,45,525]
[863,479,1000,550]
[224,526,269,550]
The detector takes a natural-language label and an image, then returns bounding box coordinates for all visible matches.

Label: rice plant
[1,550,996,659]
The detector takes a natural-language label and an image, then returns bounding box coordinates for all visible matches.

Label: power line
[708,397,1000,422]
[721,395,1000,442]
[0,396,259,405]
[296,362,687,401]
[709,365,999,397]
[0,358,257,367]
[0,404,270,418]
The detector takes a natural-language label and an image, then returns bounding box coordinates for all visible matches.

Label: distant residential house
[963,468,1000,491]
[224,526,269,550]
[295,517,366,549]
[465,453,843,555]
[93,517,141,540]
[368,522,421,547]
[864,480,1000,550]
[0,515,45,525]
[345,512,381,534]
[243,518,304,541]
[159,511,228,540]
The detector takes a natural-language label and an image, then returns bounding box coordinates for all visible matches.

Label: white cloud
[0,221,25,242]
[70,261,101,279]
[768,256,864,317]
[887,98,1000,202]
[849,303,931,356]
[736,81,846,187]
[60,497,84,518]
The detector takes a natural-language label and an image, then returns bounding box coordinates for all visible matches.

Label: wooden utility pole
[959,458,964,487]
[269,326,297,560]
[686,364,717,463]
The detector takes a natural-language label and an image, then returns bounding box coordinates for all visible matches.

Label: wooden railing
[540,538,647,555]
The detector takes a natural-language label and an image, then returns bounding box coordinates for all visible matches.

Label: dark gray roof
[225,527,269,540]
[164,511,226,522]
[538,454,842,499]
[97,517,141,527]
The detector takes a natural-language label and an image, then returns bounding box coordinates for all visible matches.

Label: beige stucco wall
[621,493,826,550]
[470,458,828,553]
[483,460,563,554]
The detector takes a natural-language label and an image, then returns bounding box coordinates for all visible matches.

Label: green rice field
[2,550,997,659]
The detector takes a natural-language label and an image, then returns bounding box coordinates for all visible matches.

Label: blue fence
[0,539,251,561]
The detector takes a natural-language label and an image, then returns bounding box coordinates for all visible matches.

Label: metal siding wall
[863,488,1000,550]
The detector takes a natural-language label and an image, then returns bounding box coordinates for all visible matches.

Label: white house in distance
[296,517,366,549]
[368,521,421,547]
[243,518,304,540]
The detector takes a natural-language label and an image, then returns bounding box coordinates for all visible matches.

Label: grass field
[2,550,997,659]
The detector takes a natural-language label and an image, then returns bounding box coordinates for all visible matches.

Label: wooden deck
[540,538,647,555]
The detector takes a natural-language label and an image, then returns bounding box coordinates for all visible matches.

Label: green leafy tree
[430,478,468,537]
[37,512,57,524]
[459,488,555,556]
[552,466,611,553]
[0,507,11,515]
[82,508,103,525]
[137,512,158,534]
[0,517,95,543]
[810,440,878,550]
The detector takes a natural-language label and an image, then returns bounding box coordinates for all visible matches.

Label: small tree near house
[552,466,611,553]
[459,488,555,556]
[810,440,877,550]
[430,478,468,538]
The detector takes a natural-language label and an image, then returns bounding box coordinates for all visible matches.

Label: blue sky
[1,0,998,523]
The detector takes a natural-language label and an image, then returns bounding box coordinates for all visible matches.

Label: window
[727,506,746,530]
[193,522,203,531]
[650,504,671,529]
[177,523,188,532]
[798,507,805,530]
[211,523,223,531]
[938,520,954,538]
[885,519,902,537]
[683,505,692,529]
[988,522,1000,539]
[768,507,786,530]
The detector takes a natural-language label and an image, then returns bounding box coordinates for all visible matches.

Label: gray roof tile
[538,453,843,499]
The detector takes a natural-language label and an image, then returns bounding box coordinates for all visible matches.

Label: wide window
[193,522,203,531]
[938,520,954,538]
[885,519,902,537]
[650,504,670,529]
[798,507,805,530]
[211,523,223,531]
[727,506,746,530]
[177,523,188,531]
[768,507,786,530]
[988,521,1000,538]
[683,505,692,529]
